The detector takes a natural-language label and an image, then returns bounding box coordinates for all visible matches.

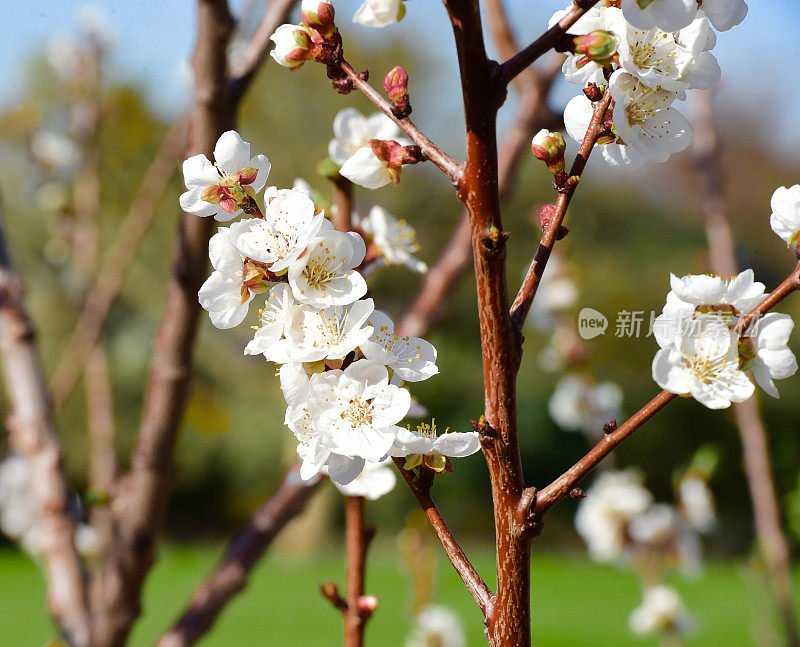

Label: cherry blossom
[628,585,694,636]
[179,131,270,222]
[358,206,427,273]
[283,299,375,363]
[308,360,411,464]
[353,0,406,28]
[652,314,754,409]
[620,0,698,32]
[332,459,396,500]
[231,187,326,272]
[390,420,480,472]
[769,185,800,247]
[678,473,717,534]
[748,313,798,398]
[288,225,368,307]
[548,374,623,437]
[243,284,295,361]
[361,311,438,382]
[405,606,465,647]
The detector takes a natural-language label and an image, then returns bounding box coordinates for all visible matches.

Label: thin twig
[337,61,463,182]
[393,459,493,616]
[510,91,612,329]
[0,192,91,646]
[343,496,372,647]
[498,0,599,87]
[156,466,325,647]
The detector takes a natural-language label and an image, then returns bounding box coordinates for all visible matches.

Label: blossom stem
[509,90,612,329]
[337,61,463,183]
[498,0,600,87]
[392,459,494,617]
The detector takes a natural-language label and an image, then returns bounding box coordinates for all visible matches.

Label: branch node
[602,417,618,434]
[320,581,348,611]
[569,487,586,499]
[472,415,497,440]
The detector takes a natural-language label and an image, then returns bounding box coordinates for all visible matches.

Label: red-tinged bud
[237,166,258,185]
[531,129,566,174]
[572,30,619,66]
[368,139,423,185]
[383,66,411,117]
[301,0,337,39]
[357,595,379,619]
[583,82,605,102]
[570,488,586,499]
[320,582,347,609]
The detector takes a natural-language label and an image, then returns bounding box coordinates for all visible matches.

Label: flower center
[344,397,373,427]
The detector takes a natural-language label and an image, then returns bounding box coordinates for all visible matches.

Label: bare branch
[0,196,91,646]
[510,91,612,329]
[337,61,463,182]
[156,466,324,647]
[343,496,374,647]
[498,0,600,87]
[49,118,189,410]
[393,459,493,616]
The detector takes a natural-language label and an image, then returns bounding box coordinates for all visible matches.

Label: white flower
[548,375,622,437]
[308,360,410,466]
[620,0,698,32]
[198,226,256,329]
[333,459,396,500]
[360,311,438,382]
[46,34,81,79]
[405,606,465,647]
[629,585,694,636]
[548,5,623,86]
[575,469,653,562]
[179,131,271,222]
[564,93,644,169]
[329,108,402,165]
[609,12,720,92]
[749,313,798,398]
[609,71,692,164]
[284,299,375,363]
[353,0,405,28]
[329,108,407,189]
[244,284,295,361]
[629,503,682,546]
[652,314,754,409]
[769,185,800,247]
[652,269,766,349]
[359,206,427,273]
[269,24,312,69]
[678,474,717,533]
[30,130,80,172]
[699,0,747,31]
[288,226,368,307]
[390,420,480,472]
[232,187,326,272]
[280,363,366,484]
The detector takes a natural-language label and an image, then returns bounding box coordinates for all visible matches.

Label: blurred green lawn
[0,543,790,646]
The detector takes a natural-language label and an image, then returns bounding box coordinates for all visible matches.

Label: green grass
[0,543,789,646]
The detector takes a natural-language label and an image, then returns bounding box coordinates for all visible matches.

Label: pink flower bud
[382,66,411,116]
[531,129,566,174]
[301,0,336,39]
[572,30,619,66]
[357,595,379,619]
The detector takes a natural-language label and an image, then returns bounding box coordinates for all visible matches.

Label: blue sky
[3,1,798,155]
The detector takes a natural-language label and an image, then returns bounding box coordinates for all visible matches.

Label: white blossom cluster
[181,130,480,487]
[576,466,717,638]
[557,0,746,169]
[405,605,465,647]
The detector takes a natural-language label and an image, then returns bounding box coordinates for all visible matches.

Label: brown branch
[0,194,92,646]
[156,466,324,647]
[441,1,531,643]
[535,263,800,518]
[337,61,463,182]
[498,0,599,87]
[332,177,353,232]
[343,496,372,647]
[90,2,236,645]
[509,91,612,329]
[49,118,189,410]
[392,459,493,615]
[692,91,800,646]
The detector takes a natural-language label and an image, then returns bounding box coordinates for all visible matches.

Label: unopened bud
[270,24,314,70]
[602,418,618,434]
[357,595,379,619]
[531,129,566,174]
[383,66,411,117]
[570,488,586,499]
[320,581,347,609]
[572,30,619,66]
[301,0,336,38]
